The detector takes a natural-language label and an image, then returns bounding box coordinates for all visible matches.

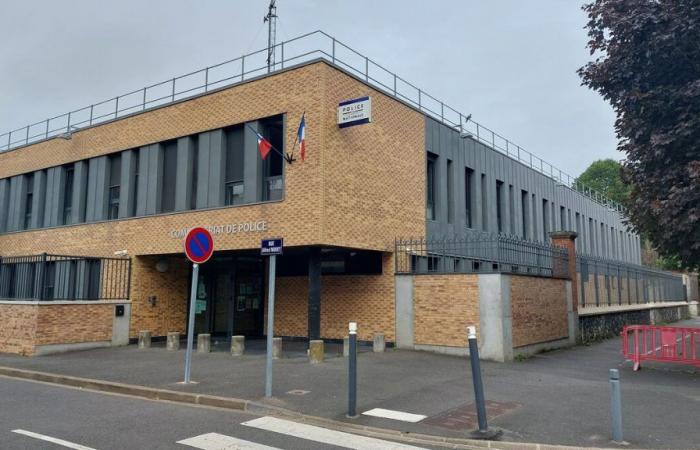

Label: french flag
[256,131,272,160]
[297,113,306,161]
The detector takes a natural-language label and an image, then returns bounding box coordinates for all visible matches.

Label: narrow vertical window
[521,190,529,239]
[575,213,581,251]
[531,194,537,240]
[108,154,121,220]
[132,150,140,217]
[589,218,595,253]
[542,199,549,240]
[465,167,474,228]
[190,137,198,210]
[160,142,177,213]
[508,185,515,234]
[560,206,566,231]
[63,165,74,225]
[600,223,606,256]
[481,174,487,231]
[426,155,437,220]
[23,173,34,230]
[225,126,245,205]
[446,159,453,224]
[496,180,504,233]
[262,116,284,201]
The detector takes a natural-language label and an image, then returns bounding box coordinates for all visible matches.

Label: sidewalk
[0,318,698,449]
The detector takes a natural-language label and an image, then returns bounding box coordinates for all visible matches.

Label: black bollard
[348,322,358,418]
[467,326,502,440]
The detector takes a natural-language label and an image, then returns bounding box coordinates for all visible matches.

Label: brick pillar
[550,231,578,311]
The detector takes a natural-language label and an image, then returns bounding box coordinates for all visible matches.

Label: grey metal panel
[72,161,88,224]
[243,123,262,204]
[136,147,150,216]
[118,150,137,219]
[147,144,164,214]
[0,179,8,232]
[7,176,25,231]
[30,170,46,229]
[85,156,108,222]
[175,136,195,212]
[44,167,64,227]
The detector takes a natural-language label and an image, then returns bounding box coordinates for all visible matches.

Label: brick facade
[510,275,568,348]
[413,274,480,347]
[0,61,425,344]
[0,302,116,355]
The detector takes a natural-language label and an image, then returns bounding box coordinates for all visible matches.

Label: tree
[575,159,630,205]
[578,0,700,270]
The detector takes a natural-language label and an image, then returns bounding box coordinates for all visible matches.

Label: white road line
[242,416,427,450]
[11,429,96,450]
[362,408,427,423]
[177,432,281,450]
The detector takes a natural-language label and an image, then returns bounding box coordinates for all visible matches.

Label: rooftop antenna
[264,0,278,73]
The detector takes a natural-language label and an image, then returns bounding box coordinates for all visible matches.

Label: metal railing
[395,229,569,278]
[576,253,685,308]
[0,253,131,301]
[0,30,624,213]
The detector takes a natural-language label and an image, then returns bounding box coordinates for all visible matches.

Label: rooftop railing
[0,30,624,213]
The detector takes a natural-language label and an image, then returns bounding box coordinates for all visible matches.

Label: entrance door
[232,258,264,337]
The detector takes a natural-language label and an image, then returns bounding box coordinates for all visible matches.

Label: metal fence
[395,230,570,278]
[0,254,131,301]
[0,30,623,214]
[577,254,685,307]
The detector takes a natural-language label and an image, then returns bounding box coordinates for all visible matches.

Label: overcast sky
[0,0,618,177]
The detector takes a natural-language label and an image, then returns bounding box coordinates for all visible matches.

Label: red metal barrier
[621,325,700,371]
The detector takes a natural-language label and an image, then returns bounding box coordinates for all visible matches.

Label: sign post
[261,238,283,397]
[183,227,214,384]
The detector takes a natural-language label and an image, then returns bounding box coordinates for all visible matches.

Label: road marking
[11,429,96,450]
[362,408,427,423]
[177,432,281,450]
[242,416,427,450]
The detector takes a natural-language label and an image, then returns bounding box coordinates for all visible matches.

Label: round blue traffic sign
[184,227,214,264]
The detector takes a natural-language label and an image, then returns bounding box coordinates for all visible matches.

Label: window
[62,165,74,225]
[190,138,198,210]
[465,167,474,228]
[108,154,121,220]
[160,142,177,213]
[600,223,606,256]
[496,180,504,233]
[225,126,245,206]
[426,155,437,220]
[508,185,515,234]
[481,174,487,230]
[23,173,34,230]
[589,218,595,253]
[560,206,566,231]
[261,116,284,201]
[542,199,549,241]
[132,150,140,217]
[531,194,537,239]
[446,159,453,223]
[575,213,581,251]
[521,190,529,238]
[43,262,56,300]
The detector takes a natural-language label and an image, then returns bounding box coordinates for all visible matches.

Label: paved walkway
[1,318,698,449]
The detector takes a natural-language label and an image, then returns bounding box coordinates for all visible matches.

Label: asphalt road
[0,377,434,450]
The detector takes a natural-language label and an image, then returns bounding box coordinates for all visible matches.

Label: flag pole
[245,123,294,164]
[289,111,305,162]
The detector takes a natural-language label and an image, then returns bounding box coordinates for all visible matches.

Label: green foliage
[575,159,630,205]
[578,0,700,271]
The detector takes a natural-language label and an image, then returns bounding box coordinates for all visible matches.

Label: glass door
[233,258,264,337]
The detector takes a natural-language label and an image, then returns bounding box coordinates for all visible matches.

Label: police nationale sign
[338,96,372,128]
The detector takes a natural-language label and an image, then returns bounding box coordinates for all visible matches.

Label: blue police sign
[261,238,283,256]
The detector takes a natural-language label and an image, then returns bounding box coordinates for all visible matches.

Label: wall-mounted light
[114,250,128,257]
[155,259,169,273]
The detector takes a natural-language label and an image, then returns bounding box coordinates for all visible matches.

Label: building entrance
[192,255,264,337]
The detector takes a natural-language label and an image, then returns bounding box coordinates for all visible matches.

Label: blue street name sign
[261,238,283,256]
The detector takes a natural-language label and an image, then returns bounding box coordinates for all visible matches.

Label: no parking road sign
[184,227,214,264]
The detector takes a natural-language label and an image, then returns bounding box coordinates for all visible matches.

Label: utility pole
[264,0,278,73]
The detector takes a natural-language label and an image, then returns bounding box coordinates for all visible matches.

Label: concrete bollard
[373,333,385,353]
[197,333,211,353]
[231,335,245,356]
[272,337,282,359]
[138,330,151,349]
[343,336,350,357]
[166,332,180,351]
[309,340,324,364]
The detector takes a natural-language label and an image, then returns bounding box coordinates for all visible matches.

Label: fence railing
[395,230,569,278]
[0,254,131,301]
[0,30,624,214]
[577,253,685,307]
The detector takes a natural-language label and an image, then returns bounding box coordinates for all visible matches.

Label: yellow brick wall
[0,304,38,355]
[510,275,568,347]
[0,302,116,355]
[413,274,480,348]
[0,61,426,340]
[270,254,395,342]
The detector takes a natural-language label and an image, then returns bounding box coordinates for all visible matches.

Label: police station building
[0,31,691,358]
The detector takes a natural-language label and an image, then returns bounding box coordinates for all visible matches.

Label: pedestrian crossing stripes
[361,408,427,423]
[241,416,428,450]
[12,429,97,450]
[177,432,281,450]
